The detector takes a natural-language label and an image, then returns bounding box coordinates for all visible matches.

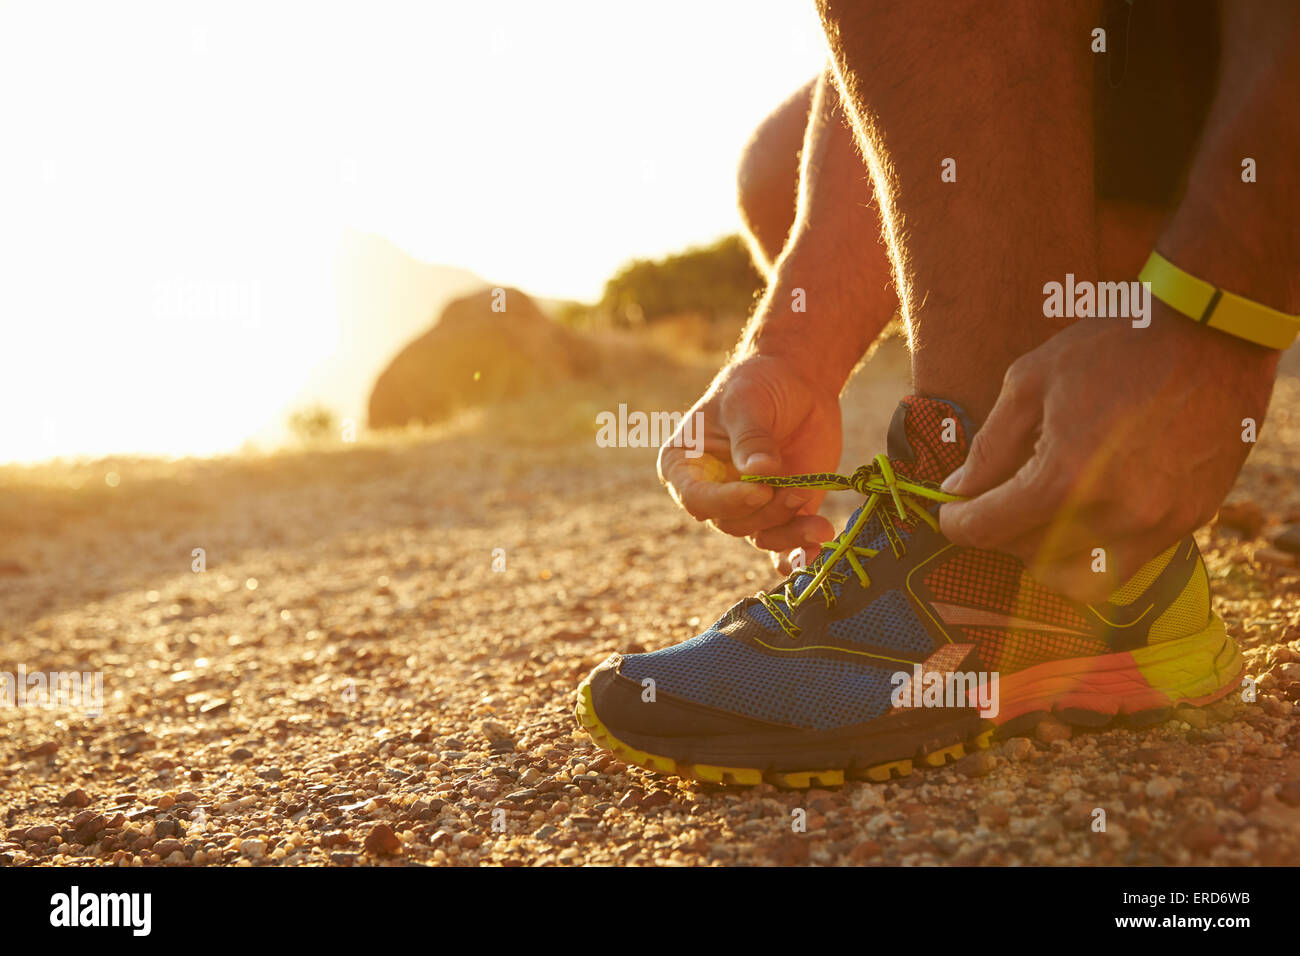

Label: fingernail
[941,465,965,493]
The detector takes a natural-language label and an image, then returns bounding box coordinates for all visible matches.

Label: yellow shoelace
[742,453,965,639]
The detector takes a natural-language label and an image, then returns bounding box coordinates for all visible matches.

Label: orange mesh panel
[962,626,1110,673]
[925,548,1091,631]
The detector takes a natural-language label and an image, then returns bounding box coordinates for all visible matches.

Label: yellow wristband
[1139,251,1300,350]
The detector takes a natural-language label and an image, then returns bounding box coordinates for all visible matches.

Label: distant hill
[286,231,491,430]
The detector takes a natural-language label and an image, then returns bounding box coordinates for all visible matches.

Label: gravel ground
[2,342,1300,867]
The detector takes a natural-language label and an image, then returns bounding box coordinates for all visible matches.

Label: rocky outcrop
[368,287,602,428]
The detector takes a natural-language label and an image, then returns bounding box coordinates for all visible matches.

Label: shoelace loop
[741,453,965,639]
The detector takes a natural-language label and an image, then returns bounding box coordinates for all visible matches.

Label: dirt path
[3,345,1300,866]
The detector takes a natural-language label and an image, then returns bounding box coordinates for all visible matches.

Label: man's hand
[658,352,841,558]
[939,306,1279,603]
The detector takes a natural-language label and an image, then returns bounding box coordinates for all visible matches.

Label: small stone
[321,830,351,848]
[156,794,175,810]
[642,790,673,809]
[956,751,995,778]
[1277,780,1300,807]
[257,767,284,782]
[363,823,401,855]
[1182,823,1223,854]
[1269,523,1300,555]
[1255,547,1296,569]
[241,839,266,860]
[533,824,559,840]
[617,789,645,810]
[1003,738,1035,762]
[1035,719,1072,743]
[153,838,183,857]
[72,814,107,846]
[850,840,881,862]
[229,747,254,762]
[329,851,359,865]
[1146,777,1176,800]
[154,820,180,839]
[1177,708,1209,730]
[24,825,58,843]
[60,789,90,808]
[22,741,59,759]
[1261,697,1291,717]
[518,768,543,787]
[1217,501,1265,538]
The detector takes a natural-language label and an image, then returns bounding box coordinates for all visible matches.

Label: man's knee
[737,77,817,271]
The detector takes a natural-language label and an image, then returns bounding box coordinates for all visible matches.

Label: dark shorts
[1094,0,1219,205]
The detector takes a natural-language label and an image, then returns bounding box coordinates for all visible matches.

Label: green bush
[557,235,762,328]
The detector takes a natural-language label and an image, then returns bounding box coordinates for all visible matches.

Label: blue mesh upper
[746,505,898,632]
[827,589,932,654]
[618,629,895,730]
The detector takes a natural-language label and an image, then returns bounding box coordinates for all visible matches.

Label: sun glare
[0,1,827,463]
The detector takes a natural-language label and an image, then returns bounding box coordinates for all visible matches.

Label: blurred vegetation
[556,234,762,329]
[288,404,340,442]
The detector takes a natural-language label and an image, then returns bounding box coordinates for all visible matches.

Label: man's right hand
[658,352,842,558]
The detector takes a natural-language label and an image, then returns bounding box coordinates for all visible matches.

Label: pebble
[364,823,401,855]
[1003,738,1035,761]
[1146,777,1176,800]
[1255,547,1296,569]
[1269,524,1300,554]
[956,752,995,778]
[1218,501,1265,538]
[1035,719,1072,743]
[241,839,266,861]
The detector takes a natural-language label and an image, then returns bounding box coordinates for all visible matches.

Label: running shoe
[574,395,1243,787]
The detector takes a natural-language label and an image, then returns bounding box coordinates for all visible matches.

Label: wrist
[1147,299,1282,382]
[737,285,875,392]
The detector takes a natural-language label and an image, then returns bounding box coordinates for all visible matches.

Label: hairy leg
[817,0,1105,422]
[737,79,816,273]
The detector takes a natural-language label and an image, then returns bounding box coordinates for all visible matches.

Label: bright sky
[0,1,827,463]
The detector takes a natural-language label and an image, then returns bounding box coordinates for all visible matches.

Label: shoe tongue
[886,395,973,484]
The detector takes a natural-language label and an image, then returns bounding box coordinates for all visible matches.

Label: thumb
[725,403,782,476]
[941,368,1042,497]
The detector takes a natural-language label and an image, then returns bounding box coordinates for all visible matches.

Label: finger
[660,447,774,521]
[721,394,783,476]
[747,514,835,554]
[940,446,1079,551]
[942,364,1043,497]
[707,494,816,538]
